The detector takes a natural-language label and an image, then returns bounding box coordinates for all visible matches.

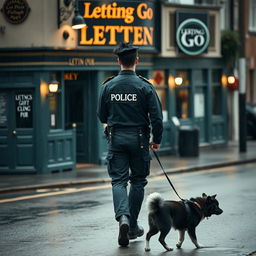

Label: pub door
[194,86,208,143]
[0,89,35,173]
[65,72,93,163]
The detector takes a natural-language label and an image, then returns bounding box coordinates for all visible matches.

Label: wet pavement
[0,163,256,256]
[0,140,256,193]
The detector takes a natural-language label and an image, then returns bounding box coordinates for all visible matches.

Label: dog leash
[152,150,184,201]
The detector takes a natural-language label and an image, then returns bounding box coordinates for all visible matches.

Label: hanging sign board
[15,91,33,128]
[176,11,210,56]
[77,0,159,51]
[1,0,30,25]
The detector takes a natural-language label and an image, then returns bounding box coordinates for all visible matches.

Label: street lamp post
[238,0,247,153]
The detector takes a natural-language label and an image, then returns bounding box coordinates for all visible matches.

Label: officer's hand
[149,142,160,151]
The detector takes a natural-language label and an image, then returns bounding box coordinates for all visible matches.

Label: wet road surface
[0,164,256,256]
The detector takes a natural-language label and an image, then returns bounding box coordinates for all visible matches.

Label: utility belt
[105,126,150,148]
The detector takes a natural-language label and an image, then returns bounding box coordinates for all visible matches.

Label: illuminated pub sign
[176,11,210,56]
[77,0,159,51]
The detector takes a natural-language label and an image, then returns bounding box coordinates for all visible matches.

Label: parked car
[246,103,256,139]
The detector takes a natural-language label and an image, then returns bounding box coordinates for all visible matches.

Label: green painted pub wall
[0,51,227,173]
[0,70,76,173]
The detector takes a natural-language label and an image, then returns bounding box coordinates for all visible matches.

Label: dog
[145,192,223,252]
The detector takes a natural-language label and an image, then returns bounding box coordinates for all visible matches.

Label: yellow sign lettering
[80,25,153,46]
[80,26,93,44]
[105,26,120,45]
[83,2,134,24]
[68,58,95,66]
[133,26,143,45]
[137,3,153,20]
[143,27,153,45]
[93,25,106,45]
[120,26,133,43]
[64,73,79,80]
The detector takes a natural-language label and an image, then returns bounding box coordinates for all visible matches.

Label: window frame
[249,0,256,32]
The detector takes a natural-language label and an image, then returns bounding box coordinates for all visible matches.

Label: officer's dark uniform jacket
[97,70,163,144]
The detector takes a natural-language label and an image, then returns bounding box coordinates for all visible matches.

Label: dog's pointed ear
[202,193,207,198]
[211,194,217,199]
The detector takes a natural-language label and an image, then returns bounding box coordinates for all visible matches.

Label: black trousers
[106,128,151,228]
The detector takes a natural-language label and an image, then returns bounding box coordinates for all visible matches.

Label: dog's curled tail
[146,192,164,213]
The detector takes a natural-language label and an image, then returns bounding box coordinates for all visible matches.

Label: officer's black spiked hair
[113,42,139,68]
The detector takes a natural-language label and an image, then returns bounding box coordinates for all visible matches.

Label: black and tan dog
[145,192,223,252]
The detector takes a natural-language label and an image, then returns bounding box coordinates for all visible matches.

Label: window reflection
[175,70,190,119]
[176,88,190,119]
[212,69,222,115]
[152,70,168,121]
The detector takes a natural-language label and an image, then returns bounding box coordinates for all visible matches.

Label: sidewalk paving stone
[0,141,255,194]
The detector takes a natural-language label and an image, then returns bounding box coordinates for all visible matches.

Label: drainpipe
[238,0,247,152]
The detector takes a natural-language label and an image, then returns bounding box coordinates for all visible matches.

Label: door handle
[12,130,17,135]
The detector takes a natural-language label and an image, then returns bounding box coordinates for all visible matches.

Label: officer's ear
[135,56,139,65]
[117,57,122,65]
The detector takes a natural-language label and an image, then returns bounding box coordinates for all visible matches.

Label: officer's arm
[97,85,108,123]
[147,87,163,144]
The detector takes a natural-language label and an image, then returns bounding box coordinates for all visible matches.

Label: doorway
[65,71,97,163]
[0,89,35,173]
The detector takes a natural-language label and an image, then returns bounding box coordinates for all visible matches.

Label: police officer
[97,42,163,247]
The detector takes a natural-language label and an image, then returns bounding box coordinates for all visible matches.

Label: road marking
[0,165,242,204]
[0,184,112,204]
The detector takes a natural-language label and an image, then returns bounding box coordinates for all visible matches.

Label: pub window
[175,70,191,119]
[151,70,168,122]
[249,0,256,31]
[49,73,61,129]
[166,0,218,5]
[212,69,223,115]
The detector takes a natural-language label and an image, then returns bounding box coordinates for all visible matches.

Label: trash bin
[178,126,199,157]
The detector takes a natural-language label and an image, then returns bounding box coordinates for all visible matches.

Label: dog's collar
[194,202,202,209]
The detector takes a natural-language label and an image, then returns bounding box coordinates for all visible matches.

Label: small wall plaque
[1,0,30,25]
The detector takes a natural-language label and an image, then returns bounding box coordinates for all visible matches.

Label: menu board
[0,93,8,128]
[15,91,33,128]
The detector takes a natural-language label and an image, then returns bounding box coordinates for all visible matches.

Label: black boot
[118,215,130,247]
[128,225,144,240]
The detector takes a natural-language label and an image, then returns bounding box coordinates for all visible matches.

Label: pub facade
[0,0,227,174]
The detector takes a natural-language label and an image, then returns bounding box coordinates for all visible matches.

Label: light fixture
[48,73,59,93]
[168,75,175,89]
[49,81,59,93]
[175,76,183,86]
[227,75,239,90]
[227,75,236,84]
[72,0,86,29]
[221,74,228,88]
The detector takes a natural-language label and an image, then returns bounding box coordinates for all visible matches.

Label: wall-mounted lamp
[48,73,59,93]
[174,76,183,86]
[227,75,239,91]
[58,0,86,29]
[49,80,59,93]
[227,75,236,84]
[72,0,86,29]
